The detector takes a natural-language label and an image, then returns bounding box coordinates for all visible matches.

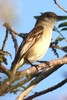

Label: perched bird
[11,12,62,73]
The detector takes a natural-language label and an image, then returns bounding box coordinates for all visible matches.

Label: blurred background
[0,0,67,100]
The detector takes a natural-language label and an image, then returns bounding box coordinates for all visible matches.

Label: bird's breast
[26,29,52,62]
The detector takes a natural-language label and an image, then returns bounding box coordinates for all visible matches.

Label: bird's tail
[11,58,24,74]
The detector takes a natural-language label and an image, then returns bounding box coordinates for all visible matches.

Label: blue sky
[0,0,67,100]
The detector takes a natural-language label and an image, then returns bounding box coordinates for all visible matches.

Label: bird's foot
[37,60,49,65]
[25,58,39,70]
[31,64,39,70]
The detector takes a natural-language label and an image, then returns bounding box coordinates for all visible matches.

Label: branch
[24,78,67,100]
[18,55,67,77]
[3,23,27,54]
[3,23,26,38]
[10,31,18,54]
[3,23,20,37]
[16,55,67,100]
[54,27,67,42]
[54,0,67,13]
[3,23,19,54]
[0,55,67,96]
[1,28,8,51]
[0,50,11,57]
[0,64,11,77]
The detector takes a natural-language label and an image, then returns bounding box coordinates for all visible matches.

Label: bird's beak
[57,16,67,21]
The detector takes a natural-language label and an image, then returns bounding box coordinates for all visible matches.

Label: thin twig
[10,31,18,54]
[54,27,67,42]
[54,0,67,13]
[24,78,67,100]
[1,28,8,51]
[7,76,32,93]
[3,23,18,54]
[3,23,27,54]
[3,23,19,53]
[0,50,11,57]
[3,23,24,38]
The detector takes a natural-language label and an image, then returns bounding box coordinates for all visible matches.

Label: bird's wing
[14,26,44,63]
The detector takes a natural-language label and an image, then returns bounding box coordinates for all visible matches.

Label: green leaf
[34,16,39,20]
[58,16,67,21]
[34,12,43,20]
[56,36,65,41]
[54,36,65,45]
[58,22,67,28]
[61,28,67,31]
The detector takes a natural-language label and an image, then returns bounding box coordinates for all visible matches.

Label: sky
[0,0,67,100]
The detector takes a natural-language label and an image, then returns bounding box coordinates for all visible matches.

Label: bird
[11,12,62,74]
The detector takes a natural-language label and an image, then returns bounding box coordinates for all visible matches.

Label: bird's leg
[25,58,39,70]
[25,58,33,66]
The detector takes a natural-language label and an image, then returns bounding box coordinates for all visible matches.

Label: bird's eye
[46,14,50,18]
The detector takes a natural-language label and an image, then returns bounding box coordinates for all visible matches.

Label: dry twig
[0,64,11,77]
[24,78,67,100]
[1,28,8,51]
[54,0,67,13]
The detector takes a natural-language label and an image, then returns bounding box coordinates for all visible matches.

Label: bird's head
[35,12,63,28]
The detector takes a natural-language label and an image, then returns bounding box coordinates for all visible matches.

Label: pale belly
[26,32,52,62]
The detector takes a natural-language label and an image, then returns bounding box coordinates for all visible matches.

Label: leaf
[52,36,65,46]
[61,28,67,31]
[58,16,67,21]
[56,36,65,41]
[0,50,12,58]
[0,50,12,65]
[54,46,67,53]
[61,46,67,52]
[34,12,43,20]
[58,22,67,28]
[34,16,39,20]
[0,54,8,65]
[54,36,65,45]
